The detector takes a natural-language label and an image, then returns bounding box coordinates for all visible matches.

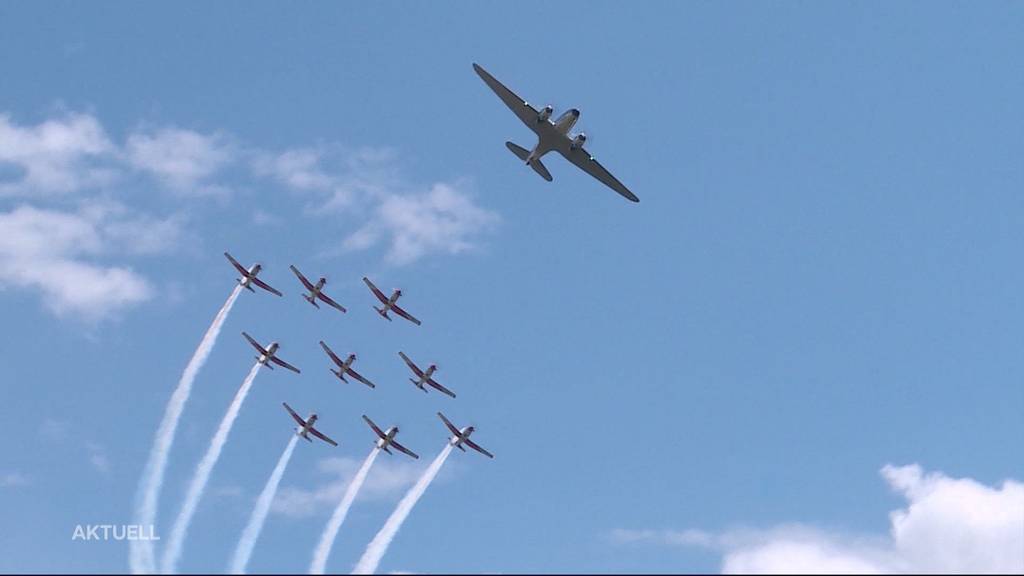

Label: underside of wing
[345,367,376,388]
[390,440,419,459]
[309,426,338,447]
[398,352,424,377]
[473,63,543,131]
[242,332,267,355]
[563,147,639,202]
[437,412,460,436]
[391,303,421,326]
[427,378,456,399]
[224,252,249,276]
[319,341,344,367]
[282,403,305,427]
[464,438,494,459]
[362,277,389,304]
[271,356,301,374]
[290,265,316,292]
[316,291,347,313]
[362,415,386,439]
[250,276,283,297]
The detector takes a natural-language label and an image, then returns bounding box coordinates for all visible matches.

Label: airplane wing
[464,437,494,459]
[290,265,317,292]
[437,412,461,437]
[398,352,424,377]
[427,378,456,399]
[362,415,387,439]
[389,439,419,459]
[224,252,249,276]
[282,403,306,427]
[250,276,283,297]
[319,341,344,367]
[271,356,301,374]
[345,367,376,389]
[242,332,268,356]
[473,63,543,132]
[362,276,389,305]
[390,303,421,326]
[316,291,347,313]
[308,426,338,447]
[562,146,639,203]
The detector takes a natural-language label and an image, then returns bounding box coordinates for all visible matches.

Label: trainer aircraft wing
[563,146,639,203]
[473,63,542,133]
[224,252,249,276]
[282,403,306,427]
[390,303,421,326]
[250,276,283,297]
[316,291,347,313]
[242,332,268,356]
[426,378,456,399]
[319,341,344,367]
[362,415,387,439]
[362,277,389,305]
[464,437,494,459]
[437,412,460,436]
[389,439,419,459]
[398,352,424,377]
[345,367,376,389]
[271,356,301,374]
[308,426,338,447]
[290,265,317,292]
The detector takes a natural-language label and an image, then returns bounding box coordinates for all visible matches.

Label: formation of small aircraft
[227,254,492,458]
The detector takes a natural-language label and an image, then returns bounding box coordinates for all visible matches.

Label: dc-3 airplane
[224,252,283,296]
[398,351,455,398]
[290,265,347,313]
[283,402,337,446]
[242,332,301,374]
[362,277,421,326]
[438,412,494,458]
[473,62,639,203]
[319,340,376,388]
[362,415,418,459]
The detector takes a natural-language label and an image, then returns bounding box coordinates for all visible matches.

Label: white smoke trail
[161,361,262,574]
[131,284,243,574]
[229,434,300,575]
[309,447,381,575]
[351,444,454,575]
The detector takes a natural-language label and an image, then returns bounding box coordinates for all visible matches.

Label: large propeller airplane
[290,265,347,313]
[224,252,283,296]
[319,340,376,388]
[473,62,639,203]
[398,351,456,398]
[362,415,419,459]
[438,412,494,458]
[283,402,337,446]
[242,332,301,374]
[363,277,421,326]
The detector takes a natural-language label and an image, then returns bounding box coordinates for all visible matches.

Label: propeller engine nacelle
[571,133,587,150]
[537,105,553,123]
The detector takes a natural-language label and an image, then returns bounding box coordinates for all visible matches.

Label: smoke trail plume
[351,444,454,575]
[309,447,381,575]
[131,284,243,574]
[161,361,262,574]
[229,434,300,574]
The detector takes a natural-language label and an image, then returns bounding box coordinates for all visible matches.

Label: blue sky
[1,2,1022,573]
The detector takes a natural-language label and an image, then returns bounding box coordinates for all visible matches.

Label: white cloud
[87,442,110,475]
[0,204,182,320]
[125,127,234,194]
[271,456,439,519]
[0,112,116,195]
[612,464,1024,574]
[0,471,30,488]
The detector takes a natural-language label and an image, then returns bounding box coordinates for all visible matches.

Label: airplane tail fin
[375,306,392,320]
[258,357,274,370]
[331,368,346,382]
[506,141,552,181]
[245,283,255,293]
[457,444,466,452]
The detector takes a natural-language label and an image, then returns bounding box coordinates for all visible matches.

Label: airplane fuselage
[238,264,261,290]
[303,278,326,306]
[526,109,581,165]
[449,426,474,447]
[376,427,399,451]
[411,365,436,390]
[375,290,402,319]
[297,413,318,440]
[257,342,280,365]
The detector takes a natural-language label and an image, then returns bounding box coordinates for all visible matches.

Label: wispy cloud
[611,464,1024,574]
[125,127,234,195]
[0,471,30,488]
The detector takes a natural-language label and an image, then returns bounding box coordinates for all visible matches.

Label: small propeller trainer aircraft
[290,265,347,313]
[473,62,639,203]
[283,402,338,446]
[224,252,283,296]
[319,340,376,388]
[362,277,421,326]
[438,412,494,458]
[398,351,455,398]
[242,332,301,374]
[362,415,418,459]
